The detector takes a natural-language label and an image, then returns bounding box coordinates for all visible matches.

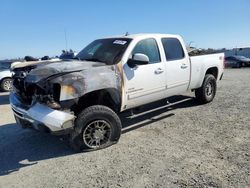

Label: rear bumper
[10,92,75,134]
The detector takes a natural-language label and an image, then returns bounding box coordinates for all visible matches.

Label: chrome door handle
[181,64,188,69]
[155,68,164,74]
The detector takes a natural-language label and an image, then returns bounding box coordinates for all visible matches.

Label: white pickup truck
[10,33,224,151]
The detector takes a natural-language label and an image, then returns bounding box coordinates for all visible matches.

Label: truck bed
[189,53,224,90]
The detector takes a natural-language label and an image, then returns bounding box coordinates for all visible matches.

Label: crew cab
[10,34,224,151]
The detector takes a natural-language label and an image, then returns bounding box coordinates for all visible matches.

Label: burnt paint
[13,60,123,110]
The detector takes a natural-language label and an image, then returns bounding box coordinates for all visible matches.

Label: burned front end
[10,60,122,135]
[10,63,85,134]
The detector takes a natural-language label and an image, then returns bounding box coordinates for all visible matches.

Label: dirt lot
[0,68,249,188]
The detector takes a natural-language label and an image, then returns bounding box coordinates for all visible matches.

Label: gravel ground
[0,68,249,188]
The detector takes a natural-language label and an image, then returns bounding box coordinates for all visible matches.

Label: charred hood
[13,60,106,83]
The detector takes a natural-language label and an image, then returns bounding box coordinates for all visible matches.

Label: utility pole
[64,28,68,51]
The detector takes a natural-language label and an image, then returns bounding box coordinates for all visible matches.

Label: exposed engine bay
[13,67,63,109]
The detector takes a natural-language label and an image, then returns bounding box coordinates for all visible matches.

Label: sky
[0,0,250,59]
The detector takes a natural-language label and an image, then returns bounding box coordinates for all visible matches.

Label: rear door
[123,38,166,109]
[161,38,190,96]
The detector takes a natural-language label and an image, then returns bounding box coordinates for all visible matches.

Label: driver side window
[132,38,161,64]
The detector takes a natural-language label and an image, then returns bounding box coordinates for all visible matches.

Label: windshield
[76,38,132,65]
[0,61,12,69]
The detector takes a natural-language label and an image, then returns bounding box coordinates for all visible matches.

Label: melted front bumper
[10,92,75,134]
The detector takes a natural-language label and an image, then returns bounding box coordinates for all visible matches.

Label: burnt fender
[51,65,122,105]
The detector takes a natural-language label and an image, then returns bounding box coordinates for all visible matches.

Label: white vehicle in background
[0,61,15,91]
[0,61,24,91]
[10,33,224,151]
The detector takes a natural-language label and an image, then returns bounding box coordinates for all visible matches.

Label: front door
[123,38,166,109]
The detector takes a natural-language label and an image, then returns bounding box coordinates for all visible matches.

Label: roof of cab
[101,33,181,40]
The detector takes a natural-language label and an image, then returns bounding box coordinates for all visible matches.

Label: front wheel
[0,78,13,92]
[195,74,217,104]
[69,105,122,152]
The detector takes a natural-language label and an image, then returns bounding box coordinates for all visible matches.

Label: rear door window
[161,38,185,61]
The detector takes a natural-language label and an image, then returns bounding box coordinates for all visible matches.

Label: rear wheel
[0,78,13,92]
[69,105,122,152]
[195,74,217,104]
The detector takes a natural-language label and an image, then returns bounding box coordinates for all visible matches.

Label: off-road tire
[69,105,122,152]
[195,74,217,104]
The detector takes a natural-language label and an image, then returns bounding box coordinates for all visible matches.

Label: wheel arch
[72,88,121,115]
[0,76,12,82]
[205,67,218,79]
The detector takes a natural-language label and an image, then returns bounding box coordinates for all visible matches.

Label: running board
[127,98,192,119]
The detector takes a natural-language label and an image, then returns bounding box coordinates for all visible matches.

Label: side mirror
[128,53,149,67]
